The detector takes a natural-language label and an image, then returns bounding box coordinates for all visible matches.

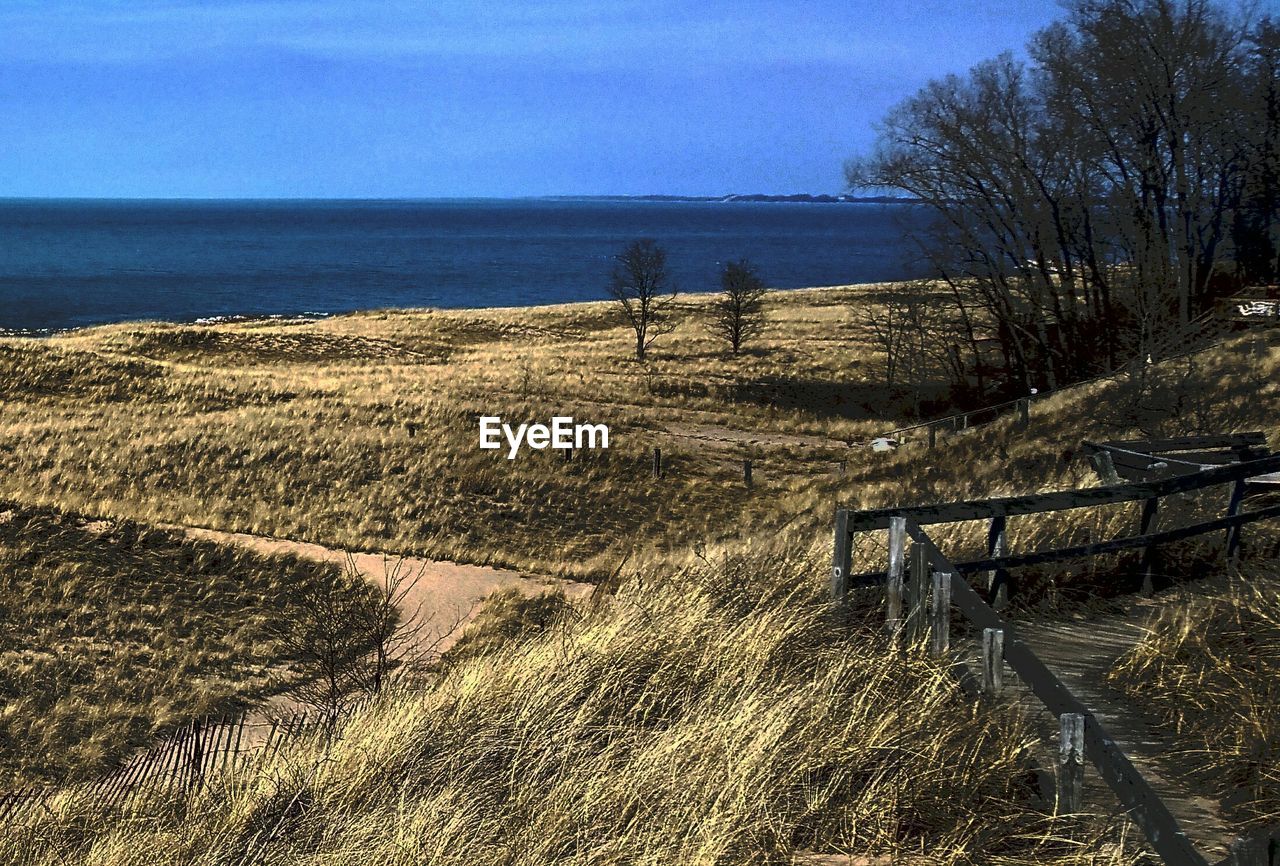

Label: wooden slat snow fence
[0,703,367,826]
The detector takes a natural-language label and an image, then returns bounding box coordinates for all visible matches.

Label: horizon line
[0,192,914,203]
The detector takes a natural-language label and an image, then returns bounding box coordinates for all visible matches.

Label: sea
[0,198,931,333]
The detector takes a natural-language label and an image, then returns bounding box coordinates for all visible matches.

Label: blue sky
[0,1,1064,198]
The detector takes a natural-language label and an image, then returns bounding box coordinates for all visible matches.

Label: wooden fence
[830,455,1280,865]
[832,451,1280,602]
[0,705,360,826]
[867,309,1269,450]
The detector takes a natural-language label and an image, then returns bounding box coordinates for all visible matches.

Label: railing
[829,460,1280,865]
[831,452,1280,601]
[867,308,1248,448]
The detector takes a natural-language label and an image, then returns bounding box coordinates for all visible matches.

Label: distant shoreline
[542,194,919,204]
[0,194,919,205]
[0,283,888,339]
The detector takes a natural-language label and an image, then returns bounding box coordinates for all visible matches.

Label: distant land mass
[543,193,919,204]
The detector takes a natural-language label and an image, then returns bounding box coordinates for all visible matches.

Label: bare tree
[346,555,432,695]
[609,239,677,361]
[278,557,434,722]
[708,259,768,355]
[277,565,374,723]
[863,287,958,417]
[849,0,1276,393]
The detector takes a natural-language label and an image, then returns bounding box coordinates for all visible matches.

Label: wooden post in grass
[981,628,1004,694]
[652,447,662,479]
[885,517,906,638]
[831,509,851,603]
[188,718,205,789]
[1018,398,1030,428]
[1058,713,1085,813]
[907,542,929,644]
[743,459,753,489]
[1139,497,1160,595]
[930,571,951,656]
[1092,449,1121,485]
[928,424,937,449]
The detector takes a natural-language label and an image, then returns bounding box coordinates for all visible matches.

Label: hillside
[0,284,920,579]
[0,285,1276,863]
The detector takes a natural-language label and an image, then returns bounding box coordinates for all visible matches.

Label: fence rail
[833,452,1280,602]
[831,464,1280,865]
[904,519,1211,866]
[867,308,1257,449]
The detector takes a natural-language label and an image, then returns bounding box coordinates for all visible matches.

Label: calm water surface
[0,199,931,332]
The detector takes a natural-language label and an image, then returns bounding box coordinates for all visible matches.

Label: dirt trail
[172,524,592,657]
[103,524,593,759]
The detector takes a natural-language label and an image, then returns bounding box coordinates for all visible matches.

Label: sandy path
[172,525,592,657]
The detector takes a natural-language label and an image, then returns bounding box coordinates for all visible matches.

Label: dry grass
[1,286,1277,862]
[788,329,1280,603]
[0,284,940,579]
[0,503,344,788]
[1109,569,1280,831]
[1,548,1143,865]
[2,283,1274,584]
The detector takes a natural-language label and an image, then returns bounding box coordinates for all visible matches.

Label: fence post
[985,515,1009,609]
[930,571,951,656]
[1226,834,1268,866]
[1058,713,1085,813]
[1224,478,1248,562]
[982,628,1004,695]
[188,718,205,789]
[928,424,937,449]
[886,517,906,638]
[907,541,929,645]
[831,509,851,603]
[1018,398,1030,428]
[652,447,662,479]
[1092,450,1121,485]
[743,459,753,489]
[1139,497,1160,595]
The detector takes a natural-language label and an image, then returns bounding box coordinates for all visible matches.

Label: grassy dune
[1110,570,1280,831]
[1,285,1278,862]
[819,331,1280,601]
[2,283,1276,585]
[1,550,1140,866]
[0,285,920,579]
[0,503,339,787]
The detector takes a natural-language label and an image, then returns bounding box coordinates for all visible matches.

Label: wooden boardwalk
[970,596,1235,861]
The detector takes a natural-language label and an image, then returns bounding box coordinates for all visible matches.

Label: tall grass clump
[0,503,346,787]
[1109,568,1280,830]
[2,548,1137,865]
